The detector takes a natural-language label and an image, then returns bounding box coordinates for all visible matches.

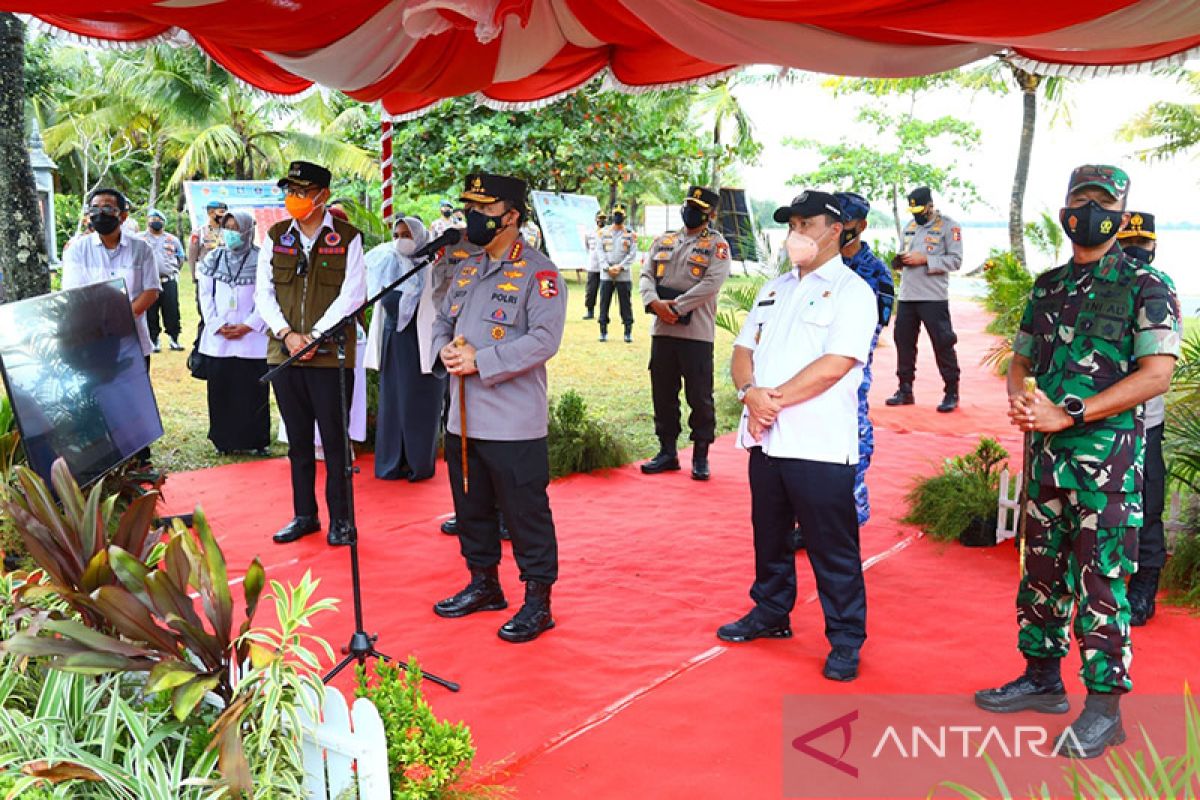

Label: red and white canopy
[19,0,1200,118]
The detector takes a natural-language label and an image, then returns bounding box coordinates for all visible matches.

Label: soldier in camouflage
[975,165,1180,760]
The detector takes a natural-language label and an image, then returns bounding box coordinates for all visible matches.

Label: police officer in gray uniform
[430,172,568,644]
[582,210,606,319]
[1118,210,1167,626]
[639,185,732,480]
[886,186,964,413]
[598,202,637,343]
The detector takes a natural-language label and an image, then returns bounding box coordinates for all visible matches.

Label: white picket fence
[299,685,390,800]
[997,468,1192,548]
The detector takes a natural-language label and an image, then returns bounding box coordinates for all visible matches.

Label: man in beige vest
[254,160,366,547]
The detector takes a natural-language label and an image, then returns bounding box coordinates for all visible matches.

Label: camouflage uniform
[1012,243,1180,693]
[843,242,894,526]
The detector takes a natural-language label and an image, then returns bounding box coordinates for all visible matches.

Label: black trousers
[146,277,181,342]
[598,280,633,330]
[893,300,960,387]
[584,272,600,313]
[1138,423,1167,571]
[271,366,354,521]
[445,434,558,584]
[649,336,715,447]
[748,448,866,648]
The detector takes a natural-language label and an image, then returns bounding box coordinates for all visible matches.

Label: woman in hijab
[365,215,446,481]
[197,210,271,454]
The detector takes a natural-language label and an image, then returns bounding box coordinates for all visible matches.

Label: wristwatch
[737,382,754,402]
[1062,395,1086,427]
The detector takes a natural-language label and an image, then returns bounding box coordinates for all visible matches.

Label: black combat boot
[1128,567,1160,626]
[641,441,681,474]
[1057,693,1125,759]
[691,442,710,481]
[498,581,555,643]
[598,325,608,343]
[623,325,633,344]
[433,566,508,618]
[974,656,1070,714]
[885,383,915,406]
[937,383,959,413]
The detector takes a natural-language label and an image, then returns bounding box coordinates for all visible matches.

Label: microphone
[411,228,462,261]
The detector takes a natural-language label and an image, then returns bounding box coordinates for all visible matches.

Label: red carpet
[163,300,1198,799]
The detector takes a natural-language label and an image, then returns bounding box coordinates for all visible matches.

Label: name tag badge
[227,293,237,312]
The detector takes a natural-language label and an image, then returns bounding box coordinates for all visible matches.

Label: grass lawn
[148,269,756,475]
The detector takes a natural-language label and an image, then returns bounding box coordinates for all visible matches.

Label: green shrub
[547,390,629,477]
[903,438,1009,543]
[982,249,1034,341]
[356,657,476,800]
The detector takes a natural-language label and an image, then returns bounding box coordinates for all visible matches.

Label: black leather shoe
[937,388,959,413]
[1057,695,1125,759]
[582,312,595,320]
[434,567,508,618]
[498,581,555,643]
[641,451,681,474]
[440,516,459,536]
[598,331,608,342]
[823,646,860,682]
[273,515,320,544]
[716,612,792,643]
[327,519,355,546]
[691,442,710,481]
[975,658,1069,714]
[885,383,915,406]
[1128,567,1159,626]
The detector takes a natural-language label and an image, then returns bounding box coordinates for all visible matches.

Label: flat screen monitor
[0,279,163,487]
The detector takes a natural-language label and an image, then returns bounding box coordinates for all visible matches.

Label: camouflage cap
[1066,164,1129,205]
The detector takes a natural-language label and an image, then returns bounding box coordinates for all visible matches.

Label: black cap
[460,172,528,207]
[1119,211,1156,240]
[595,210,608,221]
[684,185,720,210]
[773,190,844,224]
[611,202,627,215]
[907,186,932,207]
[278,160,331,189]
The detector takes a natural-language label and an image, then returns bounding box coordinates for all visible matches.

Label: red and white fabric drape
[19,0,1200,118]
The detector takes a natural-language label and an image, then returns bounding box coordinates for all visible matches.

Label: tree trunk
[0,14,49,301]
[608,182,617,211]
[148,136,164,211]
[890,187,903,248]
[1008,67,1040,267]
[710,115,722,188]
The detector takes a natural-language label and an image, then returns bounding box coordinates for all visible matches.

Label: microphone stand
[262,249,459,691]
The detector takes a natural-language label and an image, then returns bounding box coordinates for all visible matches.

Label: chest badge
[496,281,520,292]
[280,233,296,247]
[457,278,472,288]
[324,231,341,247]
[491,308,508,322]
[504,270,525,279]
[491,325,506,340]
[536,271,559,298]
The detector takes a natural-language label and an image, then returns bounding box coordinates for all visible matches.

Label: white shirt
[61,232,162,356]
[254,211,367,338]
[734,256,877,464]
[197,246,269,359]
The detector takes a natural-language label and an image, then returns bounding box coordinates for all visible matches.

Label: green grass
[146,270,750,475]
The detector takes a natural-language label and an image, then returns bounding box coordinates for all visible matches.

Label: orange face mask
[285,192,321,220]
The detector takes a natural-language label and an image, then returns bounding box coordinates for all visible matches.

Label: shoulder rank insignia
[536,271,559,298]
[452,250,471,259]
[496,281,520,292]
[509,240,524,261]
[504,270,524,279]
[456,278,472,288]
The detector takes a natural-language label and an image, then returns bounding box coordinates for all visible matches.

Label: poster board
[183,180,289,245]
[529,191,601,271]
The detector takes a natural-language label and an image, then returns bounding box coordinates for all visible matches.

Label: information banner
[530,191,601,272]
[183,181,288,245]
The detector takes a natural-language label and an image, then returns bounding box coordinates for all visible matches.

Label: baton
[1017,375,1038,577]
[455,335,469,494]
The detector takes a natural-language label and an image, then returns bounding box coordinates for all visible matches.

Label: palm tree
[694,78,758,187]
[0,13,49,300]
[1120,68,1200,160]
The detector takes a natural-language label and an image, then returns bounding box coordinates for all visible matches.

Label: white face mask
[395,238,417,257]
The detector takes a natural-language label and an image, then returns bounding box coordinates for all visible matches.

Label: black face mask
[839,224,862,249]
[912,211,931,226]
[1122,244,1155,264]
[596,218,608,228]
[1060,201,1124,248]
[90,212,121,236]
[441,208,453,218]
[466,208,508,246]
[612,212,626,225]
[680,205,707,230]
[148,219,165,232]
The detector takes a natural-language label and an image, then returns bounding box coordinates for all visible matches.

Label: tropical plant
[903,438,1009,543]
[1120,68,1200,162]
[1166,331,1200,492]
[978,250,1034,375]
[715,277,766,338]
[546,390,630,478]
[694,77,762,187]
[356,657,476,799]
[1023,210,1065,265]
